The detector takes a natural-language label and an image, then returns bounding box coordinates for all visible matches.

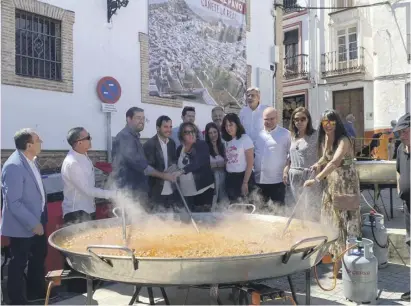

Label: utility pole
[274,0,284,126]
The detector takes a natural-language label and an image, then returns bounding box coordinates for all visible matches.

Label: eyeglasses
[76,135,92,142]
[321,120,336,126]
[183,130,195,135]
[294,117,307,123]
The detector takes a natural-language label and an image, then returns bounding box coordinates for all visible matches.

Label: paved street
[52,261,409,305]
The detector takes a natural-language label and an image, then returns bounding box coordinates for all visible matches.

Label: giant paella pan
[48,206,338,285]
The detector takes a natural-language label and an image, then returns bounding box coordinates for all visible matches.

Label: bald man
[254,107,291,207]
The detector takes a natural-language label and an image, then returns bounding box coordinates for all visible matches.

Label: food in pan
[58,217,330,258]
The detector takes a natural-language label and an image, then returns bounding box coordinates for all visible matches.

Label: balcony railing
[283,0,304,14]
[331,0,354,13]
[284,54,309,80]
[321,47,365,78]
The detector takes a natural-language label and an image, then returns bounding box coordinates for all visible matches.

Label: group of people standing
[109,87,365,267]
[1,82,410,304]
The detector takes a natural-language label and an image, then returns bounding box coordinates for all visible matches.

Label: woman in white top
[204,122,227,207]
[221,113,255,203]
[283,107,321,220]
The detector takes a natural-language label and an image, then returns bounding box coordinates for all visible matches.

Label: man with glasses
[61,127,116,293]
[112,107,176,212]
[254,107,291,208]
[239,87,268,142]
[394,113,410,302]
[1,129,53,304]
[61,127,116,224]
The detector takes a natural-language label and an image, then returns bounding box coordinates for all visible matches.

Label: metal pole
[305,268,311,305]
[174,182,200,234]
[107,112,112,163]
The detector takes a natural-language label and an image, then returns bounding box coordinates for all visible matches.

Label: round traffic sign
[96,76,122,104]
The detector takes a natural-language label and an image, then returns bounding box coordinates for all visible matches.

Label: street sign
[101,103,117,113]
[96,76,122,104]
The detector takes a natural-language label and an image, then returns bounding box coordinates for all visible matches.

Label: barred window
[15,10,62,81]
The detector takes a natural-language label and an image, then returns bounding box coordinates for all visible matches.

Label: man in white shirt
[61,127,116,224]
[239,87,269,142]
[254,107,291,207]
[143,116,179,211]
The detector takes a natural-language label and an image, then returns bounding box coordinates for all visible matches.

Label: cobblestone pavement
[51,262,410,305]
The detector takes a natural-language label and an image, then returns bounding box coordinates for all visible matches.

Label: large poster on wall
[148,0,247,106]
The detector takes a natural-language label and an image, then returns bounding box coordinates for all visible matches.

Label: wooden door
[333,88,364,153]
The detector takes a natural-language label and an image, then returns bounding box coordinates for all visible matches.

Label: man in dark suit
[1,129,52,304]
[143,116,180,211]
[112,107,176,212]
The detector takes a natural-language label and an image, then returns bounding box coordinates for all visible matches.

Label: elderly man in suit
[143,115,179,211]
[1,129,50,304]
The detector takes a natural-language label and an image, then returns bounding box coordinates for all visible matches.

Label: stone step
[387,228,410,266]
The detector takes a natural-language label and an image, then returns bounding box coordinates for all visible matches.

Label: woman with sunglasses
[283,107,320,217]
[205,122,227,208]
[221,113,255,203]
[303,110,361,273]
[175,122,215,212]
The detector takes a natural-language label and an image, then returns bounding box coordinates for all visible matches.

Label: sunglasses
[183,130,195,136]
[321,120,336,126]
[294,117,307,123]
[77,135,92,142]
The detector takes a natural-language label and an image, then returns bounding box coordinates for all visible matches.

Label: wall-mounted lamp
[107,0,129,23]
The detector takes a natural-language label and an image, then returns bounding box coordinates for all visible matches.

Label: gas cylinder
[362,210,389,269]
[342,237,378,304]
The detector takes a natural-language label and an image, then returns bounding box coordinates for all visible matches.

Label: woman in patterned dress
[283,107,321,219]
[303,109,361,262]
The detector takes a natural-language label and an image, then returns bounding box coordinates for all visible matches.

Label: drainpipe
[274,0,284,125]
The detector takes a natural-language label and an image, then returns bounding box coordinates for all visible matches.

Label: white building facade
[1,0,277,166]
[281,0,312,129]
[282,0,410,158]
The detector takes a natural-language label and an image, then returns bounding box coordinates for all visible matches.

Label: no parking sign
[96,76,121,112]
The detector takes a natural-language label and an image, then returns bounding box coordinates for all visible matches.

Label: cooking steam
[101,169,333,247]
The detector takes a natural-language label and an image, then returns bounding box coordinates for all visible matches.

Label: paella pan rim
[48,213,338,261]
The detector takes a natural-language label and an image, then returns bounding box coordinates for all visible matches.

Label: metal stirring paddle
[282,170,315,236]
[112,204,128,244]
[174,181,200,234]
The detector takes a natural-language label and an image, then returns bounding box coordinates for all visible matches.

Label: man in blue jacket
[1,129,49,304]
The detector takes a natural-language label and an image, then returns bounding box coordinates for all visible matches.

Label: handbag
[333,193,360,211]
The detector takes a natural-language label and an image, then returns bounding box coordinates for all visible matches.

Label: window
[406,83,410,113]
[284,29,299,71]
[337,27,357,62]
[15,10,62,81]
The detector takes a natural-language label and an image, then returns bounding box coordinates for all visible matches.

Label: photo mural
[148,0,247,106]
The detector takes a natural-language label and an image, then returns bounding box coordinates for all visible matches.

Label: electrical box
[270,46,279,64]
[256,67,274,106]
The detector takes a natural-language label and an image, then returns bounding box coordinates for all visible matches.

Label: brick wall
[1,0,75,93]
[1,149,108,188]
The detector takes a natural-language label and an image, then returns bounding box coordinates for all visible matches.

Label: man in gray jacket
[1,129,50,304]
